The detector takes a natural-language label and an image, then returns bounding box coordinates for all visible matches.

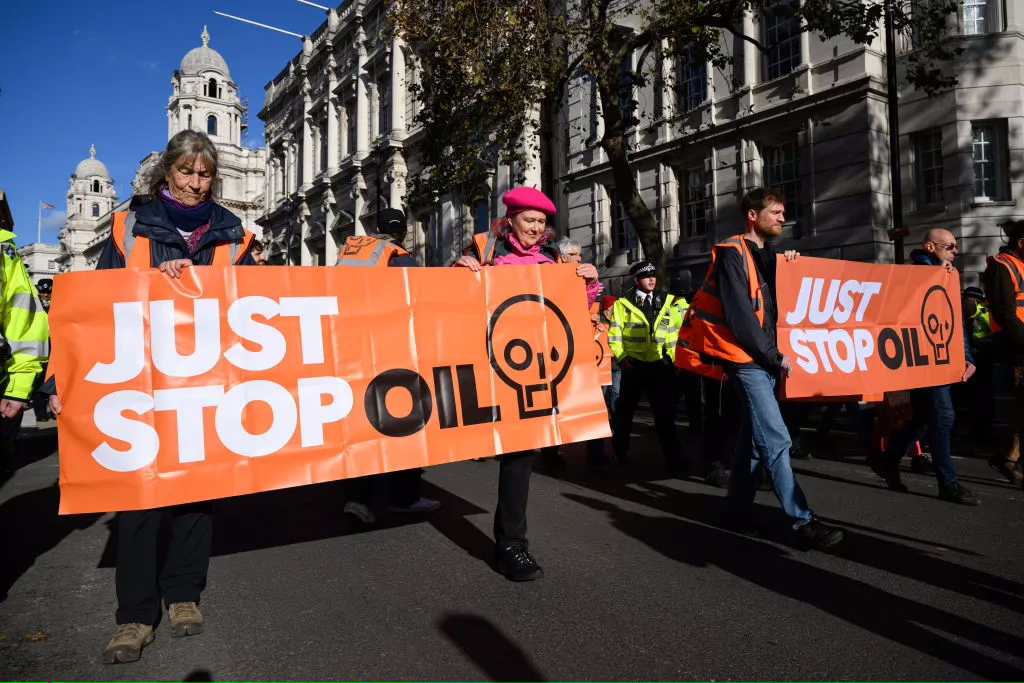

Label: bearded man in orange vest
[690,188,843,550]
[984,219,1024,488]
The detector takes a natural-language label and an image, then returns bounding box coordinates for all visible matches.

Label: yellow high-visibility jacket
[608,292,678,363]
[0,230,49,401]
[661,297,690,361]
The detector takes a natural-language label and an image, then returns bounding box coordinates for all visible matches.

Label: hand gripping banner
[49,265,611,514]
[777,257,966,399]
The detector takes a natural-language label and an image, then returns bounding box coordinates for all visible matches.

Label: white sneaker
[389,497,442,513]
[343,501,376,524]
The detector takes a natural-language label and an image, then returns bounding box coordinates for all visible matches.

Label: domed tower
[169,26,244,145]
[60,144,118,271]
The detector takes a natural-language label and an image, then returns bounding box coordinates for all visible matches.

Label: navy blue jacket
[97,194,256,269]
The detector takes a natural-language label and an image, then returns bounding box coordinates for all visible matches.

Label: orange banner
[778,257,966,398]
[50,265,610,514]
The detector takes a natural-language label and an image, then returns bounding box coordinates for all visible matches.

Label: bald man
[867,229,978,504]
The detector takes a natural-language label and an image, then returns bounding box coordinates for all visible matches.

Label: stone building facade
[257,0,537,267]
[59,28,266,271]
[556,0,1023,293]
[18,243,61,286]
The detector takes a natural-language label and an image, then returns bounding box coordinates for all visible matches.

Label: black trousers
[115,503,213,625]
[0,412,23,472]
[611,360,682,461]
[347,469,423,508]
[701,376,740,467]
[493,451,533,547]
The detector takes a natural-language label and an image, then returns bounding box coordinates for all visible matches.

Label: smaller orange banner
[777,257,966,398]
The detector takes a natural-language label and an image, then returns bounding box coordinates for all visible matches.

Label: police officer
[336,207,441,523]
[608,259,687,473]
[31,279,53,422]
[0,203,50,474]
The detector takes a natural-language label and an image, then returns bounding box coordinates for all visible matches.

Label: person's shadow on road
[564,492,1024,681]
[0,483,102,601]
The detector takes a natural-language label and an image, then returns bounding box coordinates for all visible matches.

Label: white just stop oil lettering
[86,296,355,473]
[784,278,883,374]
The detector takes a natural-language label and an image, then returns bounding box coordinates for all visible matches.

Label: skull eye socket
[504,339,533,371]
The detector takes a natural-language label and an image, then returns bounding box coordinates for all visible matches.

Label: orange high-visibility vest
[675,304,726,380]
[463,232,564,265]
[678,234,765,367]
[336,235,412,267]
[986,251,1024,334]
[111,211,255,268]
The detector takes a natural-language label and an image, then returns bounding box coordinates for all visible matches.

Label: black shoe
[867,454,908,493]
[795,519,844,550]
[704,462,730,489]
[495,544,544,582]
[938,482,980,506]
[790,446,812,460]
[910,453,934,474]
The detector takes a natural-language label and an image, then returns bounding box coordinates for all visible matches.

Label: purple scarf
[159,186,214,254]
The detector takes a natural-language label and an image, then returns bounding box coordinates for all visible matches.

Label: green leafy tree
[391,0,960,277]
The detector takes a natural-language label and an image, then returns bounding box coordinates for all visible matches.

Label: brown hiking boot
[168,601,205,637]
[102,623,154,664]
[988,457,1023,485]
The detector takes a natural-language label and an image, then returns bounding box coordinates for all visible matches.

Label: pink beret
[502,187,557,216]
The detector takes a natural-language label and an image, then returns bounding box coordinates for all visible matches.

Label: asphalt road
[1,418,1023,681]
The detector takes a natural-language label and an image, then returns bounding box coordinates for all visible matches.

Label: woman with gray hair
[47,129,257,665]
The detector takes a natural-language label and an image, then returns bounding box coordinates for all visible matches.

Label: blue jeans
[884,385,957,488]
[726,366,814,529]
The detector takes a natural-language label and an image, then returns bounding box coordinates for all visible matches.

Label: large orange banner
[778,257,966,398]
[50,265,611,514]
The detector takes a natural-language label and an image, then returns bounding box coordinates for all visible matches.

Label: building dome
[75,144,110,179]
[179,26,230,77]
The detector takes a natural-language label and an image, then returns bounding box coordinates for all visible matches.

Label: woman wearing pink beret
[455,186,600,581]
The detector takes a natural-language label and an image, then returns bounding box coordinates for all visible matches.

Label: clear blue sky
[0,0,333,246]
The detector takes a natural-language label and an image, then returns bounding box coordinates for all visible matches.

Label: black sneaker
[495,544,544,582]
[794,519,844,550]
[938,482,980,506]
[867,453,908,493]
[704,462,730,489]
[790,446,812,460]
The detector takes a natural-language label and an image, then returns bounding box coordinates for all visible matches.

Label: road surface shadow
[565,492,1024,681]
[438,613,546,682]
[96,477,491,568]
[0,482,102,602]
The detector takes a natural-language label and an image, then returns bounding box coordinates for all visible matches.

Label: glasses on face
[928,241,958,252]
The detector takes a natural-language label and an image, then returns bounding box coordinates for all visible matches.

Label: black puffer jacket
[97,194,256,269]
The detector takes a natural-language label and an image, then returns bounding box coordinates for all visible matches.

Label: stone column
[390,39,406,137]
[743,11,757,87]
[327,67,339,174]
[302,91,314,189]
[356,25,369,156]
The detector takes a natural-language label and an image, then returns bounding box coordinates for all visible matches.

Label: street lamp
[884,0,906,264]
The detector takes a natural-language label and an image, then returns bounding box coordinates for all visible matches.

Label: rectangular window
[378,79,391,136]
[346,100,358,156]
[682,164,709,239]
[963,0,989,35]
[609,189,637,253]
[972,121,1009,201]
[48,260,58,270]
[677,44,708,113]
[914,128,944,207]
[763,140,801,229]
[763,2,802,80]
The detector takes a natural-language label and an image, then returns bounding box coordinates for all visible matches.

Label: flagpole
[37,202,41,243]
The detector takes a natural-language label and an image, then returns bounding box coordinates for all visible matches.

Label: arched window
[92,179,100,193]
[207,115,217,136]
[209,78,218,99]
[91,203,99,217]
